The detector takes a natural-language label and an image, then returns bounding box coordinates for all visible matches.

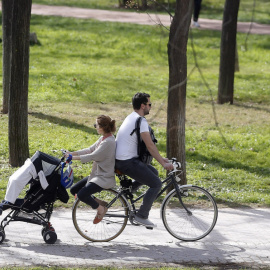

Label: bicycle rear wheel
[161,185,218,241]
[72,189,128,242]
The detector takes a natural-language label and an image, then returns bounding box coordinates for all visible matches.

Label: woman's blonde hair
[97,115,116,133]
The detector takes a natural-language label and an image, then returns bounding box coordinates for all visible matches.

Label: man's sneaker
[134,214,157,228]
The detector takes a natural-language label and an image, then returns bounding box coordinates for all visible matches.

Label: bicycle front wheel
[72,189,129,242]
[161,185,218,241]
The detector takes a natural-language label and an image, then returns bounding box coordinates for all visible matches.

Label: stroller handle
[60,149,72,163]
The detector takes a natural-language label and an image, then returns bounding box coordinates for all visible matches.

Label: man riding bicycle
[115,92,173,228]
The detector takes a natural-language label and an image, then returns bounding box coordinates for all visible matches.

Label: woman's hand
[64,150,80,161]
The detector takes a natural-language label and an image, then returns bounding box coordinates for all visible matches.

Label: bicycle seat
[114,169,133,192]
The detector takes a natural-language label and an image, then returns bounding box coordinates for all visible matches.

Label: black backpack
[130,117,157,164]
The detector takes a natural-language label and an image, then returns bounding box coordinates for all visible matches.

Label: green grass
[32,0,270,24]
[0,15,269,208]
[28,16,168,103]
[19,15,270,105]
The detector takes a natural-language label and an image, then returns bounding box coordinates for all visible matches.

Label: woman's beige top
[76,135,116,189]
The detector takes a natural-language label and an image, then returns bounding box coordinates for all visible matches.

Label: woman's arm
[65,140,100,160]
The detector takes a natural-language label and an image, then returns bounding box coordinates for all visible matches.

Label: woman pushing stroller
[65,115,116,224]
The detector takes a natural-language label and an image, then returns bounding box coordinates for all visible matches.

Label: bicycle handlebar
[168,158,181,175]
[169,158,181,169]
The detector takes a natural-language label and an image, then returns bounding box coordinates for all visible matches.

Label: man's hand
[162,160,174,171]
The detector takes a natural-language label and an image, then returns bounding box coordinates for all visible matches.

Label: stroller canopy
[31,151,61,177]
[4,151,61,204]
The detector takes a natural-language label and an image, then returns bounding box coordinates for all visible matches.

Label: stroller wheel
[43,230,57,244]
[42,224,55,236]
[0,228,5,244]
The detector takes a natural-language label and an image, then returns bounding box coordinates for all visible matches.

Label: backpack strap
[130,117,142,136]
[130,117,143,156]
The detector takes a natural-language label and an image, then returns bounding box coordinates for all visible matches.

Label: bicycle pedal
[146,226,153,230]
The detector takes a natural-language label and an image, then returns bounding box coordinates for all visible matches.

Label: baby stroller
[0,150,73,244]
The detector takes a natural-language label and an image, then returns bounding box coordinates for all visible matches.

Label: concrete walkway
[29,4,270,35]
[0,207,270,268]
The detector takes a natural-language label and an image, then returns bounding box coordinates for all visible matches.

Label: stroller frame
[0,153,68,244]
[0,190,57,244]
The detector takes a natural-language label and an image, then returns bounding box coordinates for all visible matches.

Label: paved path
[1,4,267,35]
[0,207,270,268]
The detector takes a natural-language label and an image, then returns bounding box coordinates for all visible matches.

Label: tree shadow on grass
[233,102,270,113]
[187,151,270,177]
[29,111,96,134]
[159,141,269,177]
[215,198,261,208]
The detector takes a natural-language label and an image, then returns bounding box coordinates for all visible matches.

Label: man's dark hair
[132,92,150,110]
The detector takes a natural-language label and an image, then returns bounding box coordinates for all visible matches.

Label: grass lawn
[0,14,269,208]
[32,0,270,24]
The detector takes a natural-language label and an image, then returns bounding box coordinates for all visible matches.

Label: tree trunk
[9,0,32,167]
[2,0,14,114]
[235,42,240,72]
[217,0,240,104]
[167,0,193,185]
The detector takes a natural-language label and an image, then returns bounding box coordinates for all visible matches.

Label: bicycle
[72,158,218,242]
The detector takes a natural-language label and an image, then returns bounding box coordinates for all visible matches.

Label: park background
[0,0,269,208]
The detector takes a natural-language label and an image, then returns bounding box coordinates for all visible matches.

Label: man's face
[143,98,152,116]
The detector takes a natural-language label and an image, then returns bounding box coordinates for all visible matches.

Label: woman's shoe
[93,206,107,224]
[94,198,108,207]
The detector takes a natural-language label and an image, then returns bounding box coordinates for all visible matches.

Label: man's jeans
[115,158,162,219]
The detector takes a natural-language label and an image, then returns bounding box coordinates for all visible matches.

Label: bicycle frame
[117,171,192,216]
[72,163,218,242]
